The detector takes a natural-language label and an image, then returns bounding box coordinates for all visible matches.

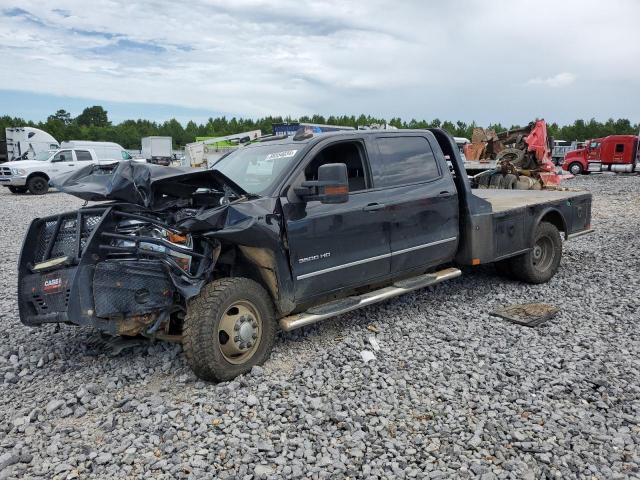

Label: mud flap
[490,303,559,327]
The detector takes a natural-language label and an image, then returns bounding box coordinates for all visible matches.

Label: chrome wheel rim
[217,300,262,364]
[532,236,554,272]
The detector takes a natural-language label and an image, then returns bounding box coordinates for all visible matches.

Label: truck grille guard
[30,208,108,270]
[28,207,212,281]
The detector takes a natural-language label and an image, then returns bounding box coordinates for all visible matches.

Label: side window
[374,136,440,188]
[304,141,369,192]
[122,150,132,160]
[75,150,93,161]
[52,150,72,162]
[615,144,624,153]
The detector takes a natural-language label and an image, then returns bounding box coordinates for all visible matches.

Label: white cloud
[526,73,576,88]
[0,0,638,124]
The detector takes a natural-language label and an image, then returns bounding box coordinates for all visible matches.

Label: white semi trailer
[5,127,59,162]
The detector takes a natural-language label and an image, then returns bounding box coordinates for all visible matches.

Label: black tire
[510,222,562,284]
[27,175,48,195]
[568,162,583,175]
[496,147,526,167]
[489,173,503,189]
[183,277,276,382]
[8,186,27,194]
[476,171,492,189]
[502,174,518,190]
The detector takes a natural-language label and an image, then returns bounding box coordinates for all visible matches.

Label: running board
[279,267,461,331]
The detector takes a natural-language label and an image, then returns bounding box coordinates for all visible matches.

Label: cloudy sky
[0,0,638,125]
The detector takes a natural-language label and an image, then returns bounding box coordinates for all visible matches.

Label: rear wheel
[8,186,27,194]
[568,162,583,175]
[510,222,562,284]
[27,175,48,195]
[183,277,276,382]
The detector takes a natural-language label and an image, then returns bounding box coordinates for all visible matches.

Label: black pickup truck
[18,129,593,381]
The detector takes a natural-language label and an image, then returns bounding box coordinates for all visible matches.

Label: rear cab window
[75,150,93,161]
[371,136,441,188]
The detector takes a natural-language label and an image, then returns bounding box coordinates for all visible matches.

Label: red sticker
[43,277,63,294]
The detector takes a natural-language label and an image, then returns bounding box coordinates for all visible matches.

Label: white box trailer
[141,136,172,165]
[5,127,59,162]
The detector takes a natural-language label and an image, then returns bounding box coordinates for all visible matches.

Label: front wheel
[183,277,276,382]
[27,175,49,195]
[568,162,583,175]
[510,222,562,284]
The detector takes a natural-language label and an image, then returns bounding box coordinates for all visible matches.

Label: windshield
[35,150,55,161]
[212,144,301,195]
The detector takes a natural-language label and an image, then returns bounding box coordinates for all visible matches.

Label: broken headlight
[114,219,194,273]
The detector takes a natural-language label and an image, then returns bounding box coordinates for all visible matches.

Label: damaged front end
[18,161,291,340]
[18,204,218,338]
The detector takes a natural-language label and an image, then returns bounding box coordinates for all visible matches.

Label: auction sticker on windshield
[265,150,297,161]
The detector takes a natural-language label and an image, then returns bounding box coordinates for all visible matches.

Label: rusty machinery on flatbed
[463,119,563,190]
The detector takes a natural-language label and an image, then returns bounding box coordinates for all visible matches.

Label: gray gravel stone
[0,176,638,479]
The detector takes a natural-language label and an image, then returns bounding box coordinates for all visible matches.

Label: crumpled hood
[50,161,247,209]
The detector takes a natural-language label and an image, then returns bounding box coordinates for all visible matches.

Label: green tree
[47,109,72,125]
[76,106,110,127]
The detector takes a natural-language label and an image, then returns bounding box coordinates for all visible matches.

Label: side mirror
[294,163,349,204]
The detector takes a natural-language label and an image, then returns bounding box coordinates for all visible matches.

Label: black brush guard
[16,206,194,334]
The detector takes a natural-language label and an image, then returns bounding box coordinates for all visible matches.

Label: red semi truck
[562,134,640,175]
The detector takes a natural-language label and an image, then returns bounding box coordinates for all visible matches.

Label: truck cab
[18,129,593,381]
[563,135,639,174]
[1,143,133,195]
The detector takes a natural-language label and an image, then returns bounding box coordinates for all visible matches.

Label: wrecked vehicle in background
[463,119,562,189]
[18,129,592,381]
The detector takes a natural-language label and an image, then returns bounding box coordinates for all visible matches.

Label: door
[370,134,459,273]
[613,143,625,163]
[48,150,77,176]
[282,138,391,301]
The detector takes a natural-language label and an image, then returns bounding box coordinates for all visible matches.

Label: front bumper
[0,175,27,187]
[20,261,174,334]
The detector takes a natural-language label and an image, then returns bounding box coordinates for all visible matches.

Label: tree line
[1,105,638,150]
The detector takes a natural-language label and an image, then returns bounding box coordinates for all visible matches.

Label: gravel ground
[0,174,639,479]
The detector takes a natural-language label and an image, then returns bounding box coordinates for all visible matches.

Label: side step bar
[566,228,594,240]
[279,267,461,332]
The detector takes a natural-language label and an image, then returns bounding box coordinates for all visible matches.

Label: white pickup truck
[0,145,134,195]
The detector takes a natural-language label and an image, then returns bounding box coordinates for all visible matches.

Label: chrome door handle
[363,203,385,212]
